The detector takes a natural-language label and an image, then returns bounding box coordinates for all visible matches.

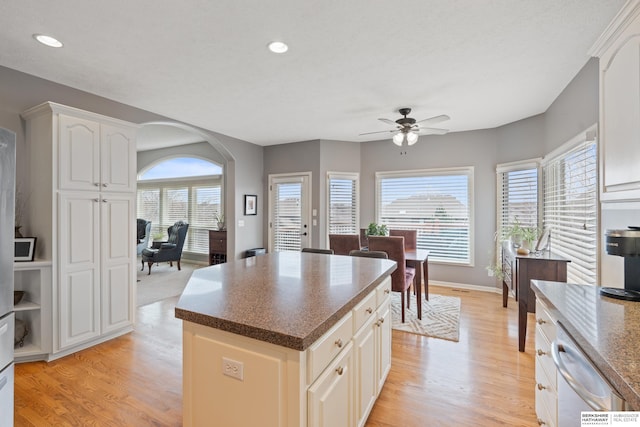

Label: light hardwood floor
[14,286,537,426]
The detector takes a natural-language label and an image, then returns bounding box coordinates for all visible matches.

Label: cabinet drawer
[535,357,557,427]
[535,300,556,343]
[0,313,14,370]
[376,277,392,307]
[209,239,226,252]
[353,291,376,333]
[307,311,353,384]
[535,327,557,390]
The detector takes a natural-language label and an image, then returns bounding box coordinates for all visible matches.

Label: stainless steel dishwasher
[552,322,625,426]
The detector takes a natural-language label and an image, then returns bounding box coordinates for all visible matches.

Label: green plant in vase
[366,222,388,236]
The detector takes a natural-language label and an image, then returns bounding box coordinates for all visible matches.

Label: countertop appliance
[603,228,640,300]
[552,322,625,426]
[0,128,16,427]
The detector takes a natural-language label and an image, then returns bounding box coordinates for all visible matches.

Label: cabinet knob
[536,318,546,325]
[537,383,546,391]
[93,183,100,187]
[384,289,390,294]
[334,339,343,348]
[102,199,107,203]
[376,318,385,326]
[102,183,108,187]
[537,418,546,426]
[335,366,344,376]
[93,198,100,202]
[366,307,373,315]
[537,349,546,356]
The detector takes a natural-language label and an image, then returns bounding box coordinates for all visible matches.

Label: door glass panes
[273,182,302,252]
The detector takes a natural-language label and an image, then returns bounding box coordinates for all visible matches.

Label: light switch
[238,220,245,227]
[313,219,317,226]
[312,209,317,217]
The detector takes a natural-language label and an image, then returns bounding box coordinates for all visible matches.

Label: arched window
[137,157,223,255]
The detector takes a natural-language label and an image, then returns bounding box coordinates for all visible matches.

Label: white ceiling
[0,1,626,148]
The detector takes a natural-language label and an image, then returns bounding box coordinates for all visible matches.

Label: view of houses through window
[137,157,223,255]
[376,168,473,264]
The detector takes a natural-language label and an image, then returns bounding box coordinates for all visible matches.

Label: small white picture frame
[15,237,36,262]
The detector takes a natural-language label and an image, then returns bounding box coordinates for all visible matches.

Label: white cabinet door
[100,124,136,193]
[58,192,101,350]
[100,194,134,333]
[376,302,392,392]
[59,114,100,191]
[308,342,354,427]
[354,318,377,427]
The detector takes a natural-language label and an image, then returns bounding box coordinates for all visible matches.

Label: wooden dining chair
[349,249,388,259]
[302,248,334,254]
[390,229,418,295]
[329,234,361,255]
[389,229,417,250]
[368,236,415,323]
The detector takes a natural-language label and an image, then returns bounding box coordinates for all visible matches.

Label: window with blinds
[496,160,540,241]
[376,168,473,264]
[137,177,222,255]
[543,132,597,285]
[328,173,359,235]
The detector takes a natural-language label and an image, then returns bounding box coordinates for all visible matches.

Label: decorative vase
[15,226,23,238]
[217,222,225,230]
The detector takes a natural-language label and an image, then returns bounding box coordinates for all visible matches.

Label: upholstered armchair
[141,221,189,275]
[136,219,152,256]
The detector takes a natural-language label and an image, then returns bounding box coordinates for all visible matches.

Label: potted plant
[366,222,388,236]
[214,213,225,230]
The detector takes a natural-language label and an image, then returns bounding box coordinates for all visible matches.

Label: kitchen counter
[175,251,396,350]
[532,280,640,410]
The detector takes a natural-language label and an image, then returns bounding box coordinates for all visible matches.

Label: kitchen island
[532,280,640,411]
[175,251,396,427]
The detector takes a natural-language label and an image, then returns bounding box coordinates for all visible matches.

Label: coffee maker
[602,227,640,301]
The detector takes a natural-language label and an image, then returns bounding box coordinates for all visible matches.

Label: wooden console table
[501,242,569,352]
[208,230,227,265]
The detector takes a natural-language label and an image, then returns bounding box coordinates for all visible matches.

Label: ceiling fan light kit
[361,107,450,146]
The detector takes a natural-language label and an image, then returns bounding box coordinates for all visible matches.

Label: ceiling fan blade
[359,129,395,136]
[416,114,450,126]
[378,118,399,127]
[419,127,449,135]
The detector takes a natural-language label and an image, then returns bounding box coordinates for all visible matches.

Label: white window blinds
[496,160,540,241]
[376,168,473,264]
[137,177,222,255]
[273,181,302,252]
[543,131,598,285]
[328,173,359,235]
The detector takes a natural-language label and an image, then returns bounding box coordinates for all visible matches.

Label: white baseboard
[428,280,503,294]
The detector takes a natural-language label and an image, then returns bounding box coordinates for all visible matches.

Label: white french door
[269,173,311,252]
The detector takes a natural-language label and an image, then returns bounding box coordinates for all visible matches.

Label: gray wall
[0,65,264,260]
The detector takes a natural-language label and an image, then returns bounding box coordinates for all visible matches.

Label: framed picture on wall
[244,195,257,215]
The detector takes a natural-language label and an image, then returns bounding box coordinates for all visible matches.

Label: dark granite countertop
[532,280,640,410]
[175,251,396,351]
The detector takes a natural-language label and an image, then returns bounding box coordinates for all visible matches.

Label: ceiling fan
[360,107,450,146]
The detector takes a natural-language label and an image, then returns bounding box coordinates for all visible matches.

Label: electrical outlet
[222,357,244,381]
[487,269,494,277]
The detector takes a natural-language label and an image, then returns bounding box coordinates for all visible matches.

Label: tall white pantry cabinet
[21,102,138,360]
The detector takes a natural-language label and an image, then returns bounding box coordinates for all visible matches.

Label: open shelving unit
[13,260,52,362]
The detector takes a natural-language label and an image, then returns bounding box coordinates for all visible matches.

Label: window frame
[326,171,360,238]
[375,167,475,266]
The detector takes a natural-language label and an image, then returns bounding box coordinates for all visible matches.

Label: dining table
[404,249,429,320]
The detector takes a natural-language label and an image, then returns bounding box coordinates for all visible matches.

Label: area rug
[136,261,201,307]
[391,292,461,342]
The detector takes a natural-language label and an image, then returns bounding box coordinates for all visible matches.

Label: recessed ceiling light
[33,34,63,48]
[268,41,288,54]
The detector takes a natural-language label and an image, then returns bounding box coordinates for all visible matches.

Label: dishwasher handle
[551,339,610,411]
